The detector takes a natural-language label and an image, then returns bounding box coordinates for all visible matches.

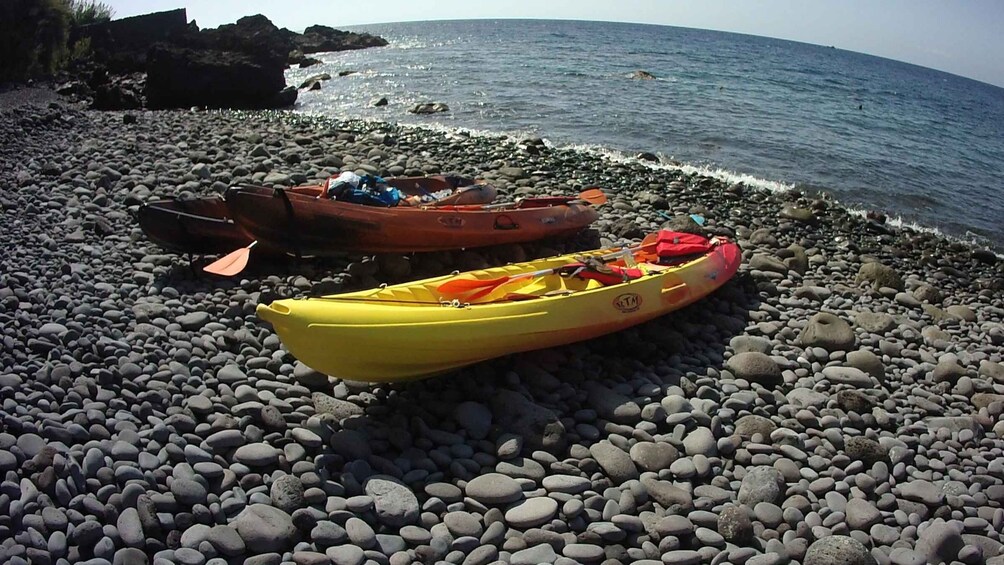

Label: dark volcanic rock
[146,45,294,109]
[294,25,389,53]
[73,12,385,111]
[199,14,295,63]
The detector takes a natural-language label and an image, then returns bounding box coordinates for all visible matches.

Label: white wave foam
[289,115,1003,253]
[545,141,799,195]
[845,208,1004,256]
[660,162,797,194]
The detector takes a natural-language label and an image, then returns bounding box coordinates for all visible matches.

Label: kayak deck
[257,237,741,382]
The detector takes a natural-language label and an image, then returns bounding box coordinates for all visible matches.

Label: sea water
[286,19,1004,250]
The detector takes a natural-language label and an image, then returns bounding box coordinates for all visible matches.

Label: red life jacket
[656,231,713,258]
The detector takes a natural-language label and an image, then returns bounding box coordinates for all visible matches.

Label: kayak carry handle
[256,302,290,323]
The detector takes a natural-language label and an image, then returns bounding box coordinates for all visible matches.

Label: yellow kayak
[256,231,742,382]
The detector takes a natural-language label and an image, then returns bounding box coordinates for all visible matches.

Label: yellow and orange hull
[257,239,741,382]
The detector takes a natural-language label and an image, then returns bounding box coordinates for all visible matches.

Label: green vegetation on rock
[0,0,114,84]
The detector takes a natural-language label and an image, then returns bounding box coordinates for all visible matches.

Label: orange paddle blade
[437,267,554,295]
[204,241,257,276]
[437,277,505,294]
[465,284,503,301]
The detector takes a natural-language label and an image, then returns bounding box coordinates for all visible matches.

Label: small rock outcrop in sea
[410,102,450,114]
[298,73,332,91]
[295,24,389,53]
[631,70,656,79]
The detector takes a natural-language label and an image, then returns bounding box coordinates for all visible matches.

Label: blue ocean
[286,19,1004,250]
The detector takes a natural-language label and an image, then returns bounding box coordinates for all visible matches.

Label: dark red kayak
[137,196,254,256]
[138,175,497,255]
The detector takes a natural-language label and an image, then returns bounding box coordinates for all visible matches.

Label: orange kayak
[138,175,497,255]
[226,186,601,255]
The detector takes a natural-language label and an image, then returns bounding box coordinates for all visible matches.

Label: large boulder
[145,44,296,109]
[660,215,706,236]
[72,9,191,72]
[801,312,856,352]
[856,262,904,291]
[726,352,782,386]
[804,536,876,565]
[914,520,965,565]
[738,466,786,506]
[235,504,297,553]
[364,476,420,527]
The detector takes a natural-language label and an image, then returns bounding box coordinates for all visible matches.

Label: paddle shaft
[433,188,605,212]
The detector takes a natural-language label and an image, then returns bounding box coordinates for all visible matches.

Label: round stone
[753,502,783,528]
[682,427,717,457]
[465,473,524,505]
[326,544,365,565]
[563,543,605,561]
[726,352,782,386]
[364,475,420,527]
[845,498,881,531]
[207,525,245,556]
[345,517,376,549]
[656,515,696,537]
[738,466,785,506]
[801,312,856,352]
[541,474,591,494]
[735,415,777,439]
[270,474,305,514]
[424,482,463,503]
[233,443,280,467]
[171,479,208,507]
[629,441,678,471]
[589,441,638,484]
[505,497,559,528]
[443,511,483,538]
[662,550,702,565]
[804,535,877,565]
[235,504,297,553]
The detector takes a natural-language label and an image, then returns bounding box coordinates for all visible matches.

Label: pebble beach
[2,92,1004,565]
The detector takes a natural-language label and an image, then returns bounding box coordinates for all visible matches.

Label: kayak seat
[510,275,603,297]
